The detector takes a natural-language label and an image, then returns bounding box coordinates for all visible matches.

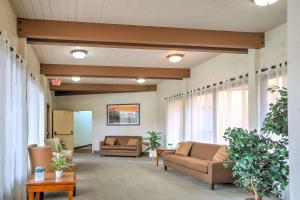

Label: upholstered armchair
[44,138,73,162]
[28,145,54,173]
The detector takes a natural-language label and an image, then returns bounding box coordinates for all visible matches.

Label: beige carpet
[44,153,275,200]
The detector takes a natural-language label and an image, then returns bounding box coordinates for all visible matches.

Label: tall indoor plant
[224,87,288,200]
[143,131,162,157]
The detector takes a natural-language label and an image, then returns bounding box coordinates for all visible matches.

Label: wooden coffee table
[26,172,76,200]
[156,147,176,166]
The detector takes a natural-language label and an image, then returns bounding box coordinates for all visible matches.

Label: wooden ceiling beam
[18,18,264,53]
[41,64,190,80]
[50,83,157,95]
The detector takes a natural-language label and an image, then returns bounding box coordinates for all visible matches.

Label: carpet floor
[44,153,275,200]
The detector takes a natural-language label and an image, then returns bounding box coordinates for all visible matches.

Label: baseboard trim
[74,144,92,149]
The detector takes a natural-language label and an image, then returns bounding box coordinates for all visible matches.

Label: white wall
[54,92,158,151]
[287,0,300,199]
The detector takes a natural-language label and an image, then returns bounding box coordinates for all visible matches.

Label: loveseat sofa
[163,142,234,190]
[100,136,142,157]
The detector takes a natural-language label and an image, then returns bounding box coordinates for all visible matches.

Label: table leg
[156,151,159,166]
[68,191,73,200]
[28,192,34,200]
[36,192,40,200]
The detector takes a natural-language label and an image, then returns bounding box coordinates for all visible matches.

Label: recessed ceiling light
[71,49,88,59]
[253,0,278,6]
[167,54,184,63]
[136,78,146,84]
[72,76,81,82]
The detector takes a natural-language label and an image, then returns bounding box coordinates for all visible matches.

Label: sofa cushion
[44,138,60,152]
[127,139,139,145]
[213,145,228,162]
[175,142,193,156]
[189,142,222,161]
[165,154,208,173]
[119,145,137,151]
[105,138,116,145]
[102,145,119,150]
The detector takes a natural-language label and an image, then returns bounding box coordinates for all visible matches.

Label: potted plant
[143,131,162,157]
[51,154,70,178]
[223,87,288,200]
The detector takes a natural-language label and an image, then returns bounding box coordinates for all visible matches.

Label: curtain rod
[165,72,248,101]
[165,61,287,101]
[0,31,24,63]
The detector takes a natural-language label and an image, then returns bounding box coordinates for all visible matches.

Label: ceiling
[9,0,287,88]
[49,76,163,85]
[33,45,218,68]
[10,0,286,32]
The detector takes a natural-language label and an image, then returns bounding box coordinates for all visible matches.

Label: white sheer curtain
[0,31,28,200]
[258,65,287,129]
[166,98,184,147]
[184,89,214,143]
[27,74,45,146]
[216,78,248,144]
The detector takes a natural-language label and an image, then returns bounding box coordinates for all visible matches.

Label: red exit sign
[51,78,61,86]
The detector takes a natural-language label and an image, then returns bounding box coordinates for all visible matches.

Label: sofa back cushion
[189,142,222,161]
[104,136,142,146]
[44,137,60,152]
[213,145,228,162]
[175,142,193,156]
[105,137,116,145]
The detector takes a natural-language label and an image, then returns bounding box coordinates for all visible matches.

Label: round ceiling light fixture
[253,0,279,6]
[136,78,146,84]
[71,76,81,82]
[71,49,88,59]
[167,54,184,63]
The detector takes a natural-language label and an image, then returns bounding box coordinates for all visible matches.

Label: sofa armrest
[99,141,104,150]
[208,161,235,184]
[136,142,142,156]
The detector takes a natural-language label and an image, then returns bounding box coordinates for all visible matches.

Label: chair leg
[164,166,167,171]
[40,192,44,200]
[73,186,76,196]
[210,184,215,190]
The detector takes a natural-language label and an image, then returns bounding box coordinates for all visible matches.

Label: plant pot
[149,149,157,158]
[255,194,262,200]
[55,170,63,178]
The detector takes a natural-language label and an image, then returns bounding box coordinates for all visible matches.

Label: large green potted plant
[143,131,162,157]
[224,87,288,200]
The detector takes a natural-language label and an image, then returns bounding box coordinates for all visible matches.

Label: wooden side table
[26,172,76,200]
[156,147,176,166]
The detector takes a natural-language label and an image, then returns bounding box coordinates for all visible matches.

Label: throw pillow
[175,142,193,156]
[105,138,116,145]
[127,139,139,145]
[213,145,228,162]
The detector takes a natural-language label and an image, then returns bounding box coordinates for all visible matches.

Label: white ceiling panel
[33,45,218,68]
[10,0,286,32]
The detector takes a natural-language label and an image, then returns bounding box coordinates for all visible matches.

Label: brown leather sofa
[99,136,142,157]
[163,142,234,190]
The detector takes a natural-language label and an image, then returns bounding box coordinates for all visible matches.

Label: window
[216,83,248,144]
[166,99,184,147]
[258,67,287,129]
[184,90,214,143]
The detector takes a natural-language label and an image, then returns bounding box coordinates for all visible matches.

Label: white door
[53,110,74,151]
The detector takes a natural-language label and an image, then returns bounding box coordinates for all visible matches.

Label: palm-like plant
[51,155,69,171]
[143,131,162,151]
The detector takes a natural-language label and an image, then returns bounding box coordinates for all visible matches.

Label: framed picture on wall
[107,104,140,126]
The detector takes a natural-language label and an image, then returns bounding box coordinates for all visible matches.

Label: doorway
[52,110,93,153]
[74,111,93,153]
